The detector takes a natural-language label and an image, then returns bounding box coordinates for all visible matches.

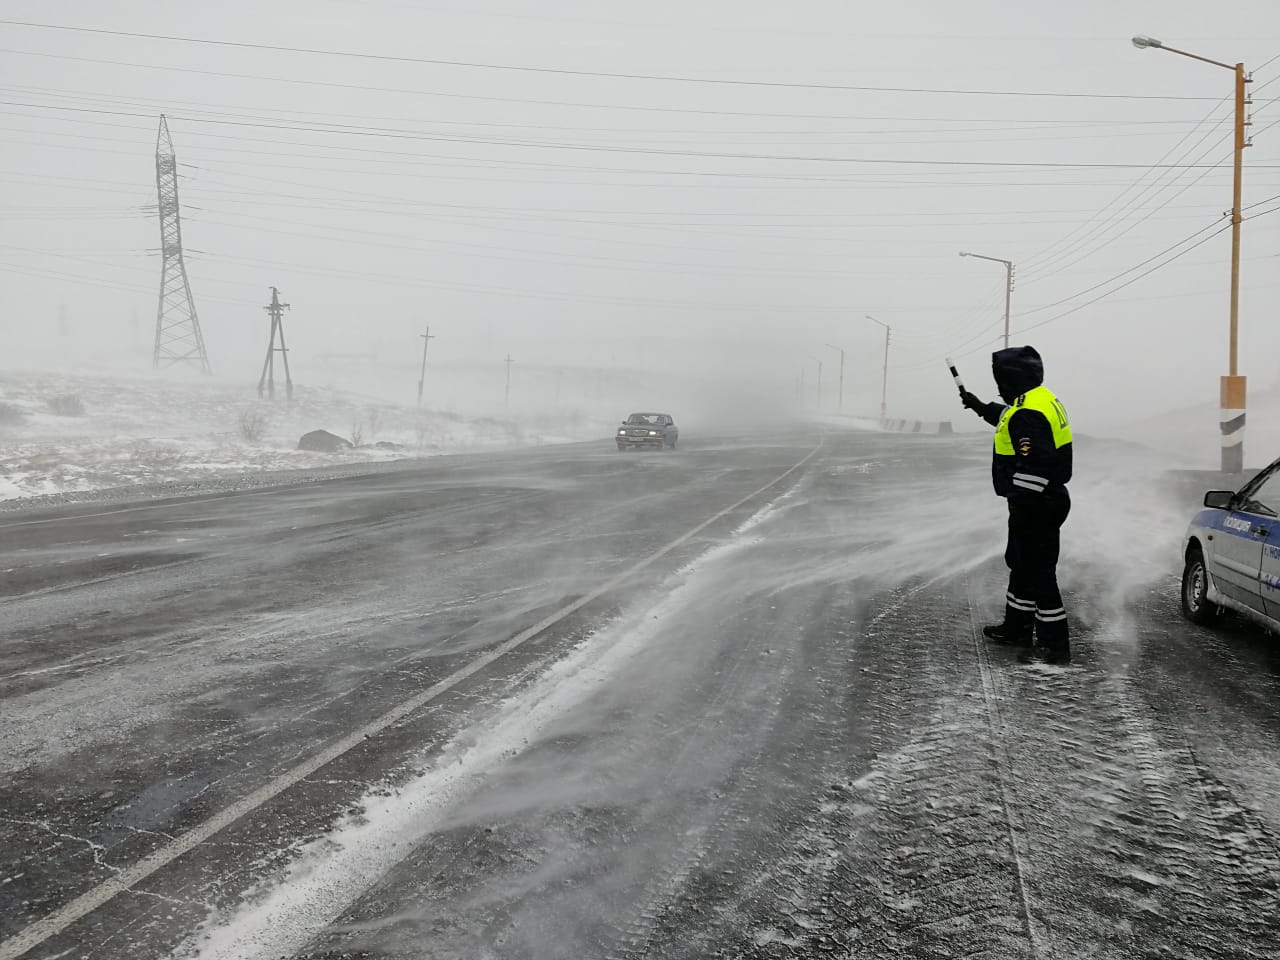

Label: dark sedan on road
[616,412,679,451]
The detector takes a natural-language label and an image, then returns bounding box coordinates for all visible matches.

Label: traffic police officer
[960,345,1072,665]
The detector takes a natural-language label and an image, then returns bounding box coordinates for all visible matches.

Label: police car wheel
[1181,547,1219,626]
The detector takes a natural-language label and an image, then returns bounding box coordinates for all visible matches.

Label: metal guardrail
[880,418,954,435]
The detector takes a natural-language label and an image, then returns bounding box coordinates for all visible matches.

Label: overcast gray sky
[1,0,1278,427]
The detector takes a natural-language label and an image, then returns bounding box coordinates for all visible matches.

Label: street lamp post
[959,251,1014,349]
[824,343,846,412]
[865,315,890,423]
[1134,34,1251,473]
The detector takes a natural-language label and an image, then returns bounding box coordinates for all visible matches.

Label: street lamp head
[958,251,970,257]
[1132,35,1163,50]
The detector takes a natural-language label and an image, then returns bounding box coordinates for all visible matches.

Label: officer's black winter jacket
[972,346,1072,505]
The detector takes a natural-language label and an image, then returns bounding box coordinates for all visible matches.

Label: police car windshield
[1243,472,1280,518]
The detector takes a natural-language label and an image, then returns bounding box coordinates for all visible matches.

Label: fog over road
[2,427,1279,960]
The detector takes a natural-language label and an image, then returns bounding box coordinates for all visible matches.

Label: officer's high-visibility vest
[994,385,1071,455]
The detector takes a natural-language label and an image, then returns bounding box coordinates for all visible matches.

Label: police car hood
[992,346,1043,403]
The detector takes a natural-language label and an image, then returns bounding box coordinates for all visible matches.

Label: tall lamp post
[824,343,845,412]
[1134,34,1251,473]
[865,315,890,423]
[959,251,1014,350]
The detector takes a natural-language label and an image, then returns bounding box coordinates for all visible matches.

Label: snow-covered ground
[0,369,610,502]
[1120,386,1280,471]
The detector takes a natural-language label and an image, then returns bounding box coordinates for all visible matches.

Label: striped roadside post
[1221,375,1246,474]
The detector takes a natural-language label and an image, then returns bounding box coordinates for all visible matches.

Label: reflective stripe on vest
[994,385,1071,455]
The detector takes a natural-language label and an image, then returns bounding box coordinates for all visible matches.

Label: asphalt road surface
[2,427,1279,960]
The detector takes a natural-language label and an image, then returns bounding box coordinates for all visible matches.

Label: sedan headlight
[618,429,626,436]
[649,430,658,436]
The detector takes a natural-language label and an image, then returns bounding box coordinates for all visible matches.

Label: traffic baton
[946,356,966,395]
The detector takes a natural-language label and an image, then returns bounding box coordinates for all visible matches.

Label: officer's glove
[959,390,983,412]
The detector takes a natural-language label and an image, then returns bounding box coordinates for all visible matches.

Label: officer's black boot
[984,597,1034,647]
[1019,611,1070,665]
[982,623,1031,647]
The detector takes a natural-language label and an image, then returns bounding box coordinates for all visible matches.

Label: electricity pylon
[153,115,211,373]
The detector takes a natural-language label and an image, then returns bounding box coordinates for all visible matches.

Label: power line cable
[1019,104,1280,284]
[1020,95,1233,272]
[1021,140,1233,284]
[1017,217,1230,317]
[1014,224,1233,337]
[4,105,1270,188]
[0,80,1230,142]
[0,19,1228,100]
[0,47,1233,125]
[1014,62,1278,282]
[8,98,1280,169]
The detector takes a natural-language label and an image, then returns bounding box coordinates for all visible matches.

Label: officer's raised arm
[959,389,1007,428]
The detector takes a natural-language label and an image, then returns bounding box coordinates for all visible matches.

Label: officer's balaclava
[992,345,1044,405]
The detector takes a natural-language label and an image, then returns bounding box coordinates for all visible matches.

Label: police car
[1182,456,1280,631]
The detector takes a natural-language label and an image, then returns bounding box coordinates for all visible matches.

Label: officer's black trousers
[1002,495,1070,653]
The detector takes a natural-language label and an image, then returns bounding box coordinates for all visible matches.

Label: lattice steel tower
[153,115,211,373]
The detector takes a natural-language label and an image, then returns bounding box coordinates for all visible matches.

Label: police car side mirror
[1204,490,1235,510]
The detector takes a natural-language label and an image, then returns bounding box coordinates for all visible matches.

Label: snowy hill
[1115,385,1280,472]
[0,370,609,502]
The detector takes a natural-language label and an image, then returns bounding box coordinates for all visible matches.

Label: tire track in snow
[608,476,897,959]
[619,580,854,960]
[601,637,786,960]
[836,584,1035,960]
[641,575,1037,960]
[989,597,1280,958]
[727,579,948,958]
[599,479,814,960]
[967,584,1048,959]
[174,475,817,960]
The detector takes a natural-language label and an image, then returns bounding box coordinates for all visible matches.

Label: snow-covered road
[1,428,1278,959]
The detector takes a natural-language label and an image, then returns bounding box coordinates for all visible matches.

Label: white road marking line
[0,441,821,960]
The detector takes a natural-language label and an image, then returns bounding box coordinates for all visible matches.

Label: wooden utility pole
[825,343,845,411]
[417,325,435,408]
[257,287,292,400]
